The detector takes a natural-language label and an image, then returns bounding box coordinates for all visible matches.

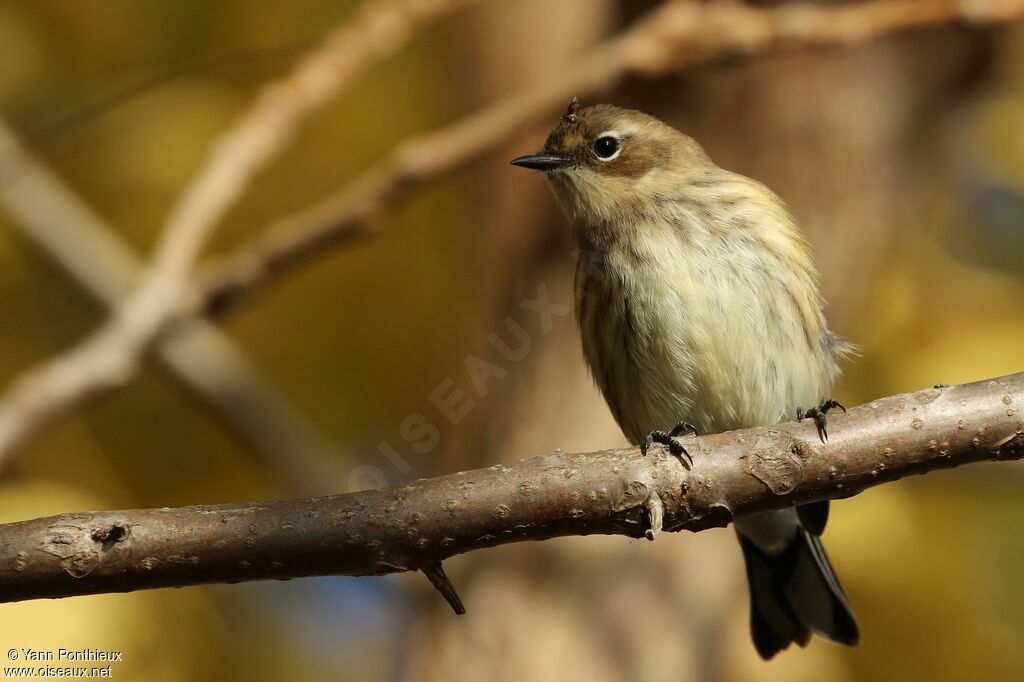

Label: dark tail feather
[739,530,859,660]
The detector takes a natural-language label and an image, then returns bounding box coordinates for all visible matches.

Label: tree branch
[1,373,1020,609]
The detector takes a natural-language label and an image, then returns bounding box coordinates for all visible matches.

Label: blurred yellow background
[1,1,1023,680]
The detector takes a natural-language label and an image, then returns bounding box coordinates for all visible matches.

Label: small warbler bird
[512,99,859,659]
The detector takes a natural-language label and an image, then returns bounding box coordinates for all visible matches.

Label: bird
[511,98,859,659]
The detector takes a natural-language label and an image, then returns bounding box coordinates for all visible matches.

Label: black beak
[510,152,569,171]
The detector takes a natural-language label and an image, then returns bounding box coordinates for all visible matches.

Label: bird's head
[511,99,713,230]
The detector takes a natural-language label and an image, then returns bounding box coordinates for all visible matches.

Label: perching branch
[1,373,1020,610]
[0,0,482,468]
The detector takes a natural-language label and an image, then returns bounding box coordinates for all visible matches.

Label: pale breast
[574,213,835,445]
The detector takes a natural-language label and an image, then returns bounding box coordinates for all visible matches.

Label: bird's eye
[594,136,620,160]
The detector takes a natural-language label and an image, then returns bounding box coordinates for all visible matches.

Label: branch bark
[1,372,1020,608]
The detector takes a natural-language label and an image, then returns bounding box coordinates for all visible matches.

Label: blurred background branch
[0,117,345,494]
[0,372,1020,605]
[198,0,1024,318]
[0,0,484,470]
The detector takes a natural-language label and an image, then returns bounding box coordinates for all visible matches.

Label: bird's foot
[797,399,846,443]
[641,422,697,469]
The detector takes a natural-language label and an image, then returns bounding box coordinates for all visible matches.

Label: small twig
[421,561,466,615]
[0,372,1020,605]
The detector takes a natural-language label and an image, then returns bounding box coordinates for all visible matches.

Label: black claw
[821,399,846,413]
[797,399,846,443]
[641,429,692,469]
[669,421,698,438]
[641,430,664,456]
